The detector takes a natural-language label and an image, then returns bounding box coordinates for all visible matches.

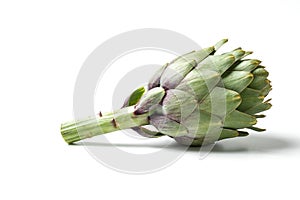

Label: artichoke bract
[61,39,272,146]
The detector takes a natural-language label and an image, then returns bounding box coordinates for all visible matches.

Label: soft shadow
[210,134,298,153]
[73,134,298,153]
[74,140,173,148]
[182,134,298,153]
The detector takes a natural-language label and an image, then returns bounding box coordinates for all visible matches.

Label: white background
[1,0,300,199]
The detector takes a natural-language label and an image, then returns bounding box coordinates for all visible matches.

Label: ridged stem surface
[61,106,149,144]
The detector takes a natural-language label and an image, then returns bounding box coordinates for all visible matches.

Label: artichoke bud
[129,39,272,146]
[60,39,272,147]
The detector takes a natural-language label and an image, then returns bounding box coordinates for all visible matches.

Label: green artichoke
[61,39,272,146]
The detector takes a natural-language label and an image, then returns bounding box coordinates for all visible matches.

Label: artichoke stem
[60,106,149,144]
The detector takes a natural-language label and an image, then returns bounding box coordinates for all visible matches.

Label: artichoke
[61,39,272,146]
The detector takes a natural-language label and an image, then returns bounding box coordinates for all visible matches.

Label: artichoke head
[123,39,272,146]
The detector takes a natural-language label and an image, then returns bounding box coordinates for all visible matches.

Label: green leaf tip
[214,38,228,50]
[128,86,146,106]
